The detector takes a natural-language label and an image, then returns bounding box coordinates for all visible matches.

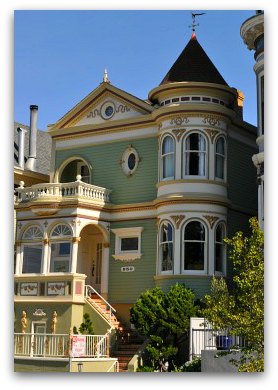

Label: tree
[78,313,94,335]
[130,284,198,370]
[202,217,264,372]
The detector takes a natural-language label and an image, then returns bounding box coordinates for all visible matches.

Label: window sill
[112,253,142,262]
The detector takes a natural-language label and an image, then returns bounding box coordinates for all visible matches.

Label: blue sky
[14,10,257,129]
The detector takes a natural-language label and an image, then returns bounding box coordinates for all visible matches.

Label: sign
[121,266,135,272]
[72,336,86,357]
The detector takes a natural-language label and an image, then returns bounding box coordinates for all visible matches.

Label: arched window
[50,224,72,273]
[184,133,206,177]
[21,225,43,274]
[215,223,226,274]
[161,136,175,180]
[215,137,226,180]
[159,221,174,273]
[183,221,206,272]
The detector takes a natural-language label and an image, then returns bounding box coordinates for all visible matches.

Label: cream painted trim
[156,179,227,188]
[55,126,157,150]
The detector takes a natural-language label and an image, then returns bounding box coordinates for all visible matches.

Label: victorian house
[14,30,257,372]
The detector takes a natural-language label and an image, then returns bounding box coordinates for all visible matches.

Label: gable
[50,82,153,129]
[74,93,147,127]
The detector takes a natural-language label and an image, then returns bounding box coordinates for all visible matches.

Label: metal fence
[191,328,246,359]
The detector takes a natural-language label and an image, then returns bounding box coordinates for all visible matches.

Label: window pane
[216,138,225,154]
[215,155,224,179]
[121,237,138,251]
[163,154,174,178]
[184,242,204,270]
[22,246,42,273]
[50,243,70,272]
[161,223,173,242]
[215,243,223,272]
[127,153,136,170]
[216,225,224,242]
[162,136,174,154]
[184,221,205,241]
[161,242,173,271]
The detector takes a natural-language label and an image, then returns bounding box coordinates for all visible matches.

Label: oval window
[105,106,114,117]
[128,153,136,170]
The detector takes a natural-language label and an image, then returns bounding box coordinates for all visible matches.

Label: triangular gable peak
[50,83,153,129]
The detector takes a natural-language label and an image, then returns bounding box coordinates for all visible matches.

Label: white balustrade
[16,181,111,203]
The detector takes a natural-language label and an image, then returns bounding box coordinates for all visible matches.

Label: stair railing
[84,285,117,325]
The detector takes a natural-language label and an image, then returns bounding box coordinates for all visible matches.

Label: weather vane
[189,12,206,34]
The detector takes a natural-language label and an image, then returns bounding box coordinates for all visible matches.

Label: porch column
[101,243,110,299]
[15,242,22,275]
[71,237,80,273]
[42,239,49,274]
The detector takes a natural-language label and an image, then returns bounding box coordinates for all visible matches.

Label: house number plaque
[121,266,135,272]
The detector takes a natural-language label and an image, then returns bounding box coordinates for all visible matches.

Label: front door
[31,322,46,356]
[91,242,102,293]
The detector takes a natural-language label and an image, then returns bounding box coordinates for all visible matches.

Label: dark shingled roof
[160,35,228,86]
[14,122,51,175]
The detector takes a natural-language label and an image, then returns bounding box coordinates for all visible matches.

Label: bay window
[160,221,174,273]
[161,135,175,180]
[183,221,207,272]
[184,133,207,177]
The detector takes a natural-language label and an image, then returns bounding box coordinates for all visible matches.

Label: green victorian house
[14,32,258,372]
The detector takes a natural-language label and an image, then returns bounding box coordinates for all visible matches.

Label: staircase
[87,292,120,329]
[112,328,144,372]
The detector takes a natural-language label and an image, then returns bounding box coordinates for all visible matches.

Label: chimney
[25,105,38,171]
[17,127,27,169]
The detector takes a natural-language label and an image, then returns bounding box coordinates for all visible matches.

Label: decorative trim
[170,115,190,126]
[170,215,185,229]
[156,217,161,227]
[103,242,110,248]
[172,128,187,141]
[204,128,219,143]
[43,238,49,245]
[202,115,221,127]
[33,308,46,317]
[112,253,142,262]
[72,237,81,244]
[203,215,219,228]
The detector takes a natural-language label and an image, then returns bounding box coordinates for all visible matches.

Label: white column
[208,228,215,275]
[173,228,181,274]
[42,240,49,274]
[71,237,80,273]
[15,243,22,275]
[101,244,110,299]
[175,140,182,180]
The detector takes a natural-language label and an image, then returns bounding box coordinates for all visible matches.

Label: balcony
[15,176,111,210]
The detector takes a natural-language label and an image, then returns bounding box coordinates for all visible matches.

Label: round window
[100,101,115,120]
[121,147,140,176]
[105,106,114,117]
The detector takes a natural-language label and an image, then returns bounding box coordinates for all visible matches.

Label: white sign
[72,336,86,357]
[121,266,135,272]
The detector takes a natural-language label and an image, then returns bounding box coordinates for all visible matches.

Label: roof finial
[103,68,110,83]
[189,12,206,38]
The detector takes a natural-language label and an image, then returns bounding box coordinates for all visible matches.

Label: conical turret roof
[160,34,228,86]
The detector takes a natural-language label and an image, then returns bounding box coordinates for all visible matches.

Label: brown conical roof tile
[160,35,228,86]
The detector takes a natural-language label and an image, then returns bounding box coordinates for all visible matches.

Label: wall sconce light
[77,362,83,372]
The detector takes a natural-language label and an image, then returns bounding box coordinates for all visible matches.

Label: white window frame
[159,221,174,275]
[182,219,208,275]
[161,135,175,181]
[112,227,143,261]
[183,132,207,178]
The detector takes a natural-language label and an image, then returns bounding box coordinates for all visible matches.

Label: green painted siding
[154,276,213,299]
[55,137,158,204]
[227,137,258,212]
[108,219,157,303]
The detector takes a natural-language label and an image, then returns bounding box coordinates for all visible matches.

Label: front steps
[87,293,120,329]
[112,328,144,372]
